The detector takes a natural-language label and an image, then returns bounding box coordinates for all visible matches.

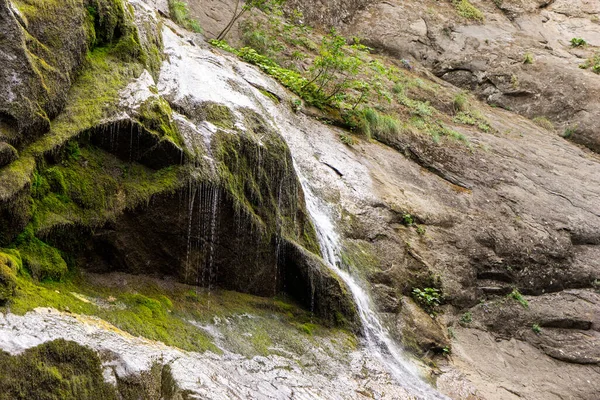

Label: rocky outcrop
[341,0,600,153]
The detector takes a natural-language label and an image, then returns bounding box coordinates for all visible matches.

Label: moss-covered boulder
[0,339,117,400]
[0,249,20,303]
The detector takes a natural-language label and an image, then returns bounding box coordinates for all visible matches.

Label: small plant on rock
[460,311,472,325]
[532,323,542,334]
[523,52,534,64]
[509,288,528,308]
[412,287,442,316]
[570,37,587,47]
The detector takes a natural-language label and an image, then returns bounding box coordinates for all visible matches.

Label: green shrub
[523,52,534,64]
[452,0,485,22]
[532,323,541,334]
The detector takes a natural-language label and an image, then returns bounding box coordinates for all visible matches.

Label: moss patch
[5,272,357,358]
[0,339,118,400]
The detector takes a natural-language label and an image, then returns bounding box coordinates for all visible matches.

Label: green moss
[202,102,236,129]
[5,273,356,358]
[137,97,184,147]
[30,146,183,234]
[0,250,21,303]
[0,339,118,400]
[16,233,68,282]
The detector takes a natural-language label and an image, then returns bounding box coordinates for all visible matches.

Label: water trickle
[298,174,449,400]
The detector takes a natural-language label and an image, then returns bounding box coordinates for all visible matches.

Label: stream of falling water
[297,174,449,400]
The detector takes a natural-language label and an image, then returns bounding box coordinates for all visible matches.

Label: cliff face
[0,0,599,399]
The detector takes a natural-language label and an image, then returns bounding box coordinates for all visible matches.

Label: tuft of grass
[532,323,542,334]
[509,288,528,308]
[532,116,554,131]
[169,0,203,33]
[523,52,534,65]
[453,92,468,112]
[358,107,401,140]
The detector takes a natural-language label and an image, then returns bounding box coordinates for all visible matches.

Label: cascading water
[298,174,449,400]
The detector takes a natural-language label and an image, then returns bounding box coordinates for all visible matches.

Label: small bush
[532,323,542,334]
[452,0,485,22]
[523,52,534,64]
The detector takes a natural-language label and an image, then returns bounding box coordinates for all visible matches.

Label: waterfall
[298,174,449,400]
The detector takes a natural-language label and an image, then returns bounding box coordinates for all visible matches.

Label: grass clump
[169,0,202,33]
[532,323,542,334]
[356,107,401,140]
[509,288,528,308]
[452,0,485,22]
[523,52,534,65]
[579,53,600,74]
[532,116,554,131]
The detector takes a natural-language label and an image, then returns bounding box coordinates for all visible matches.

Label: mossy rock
[0,249,20,303]
[0,142,18,167]
[18,236,68,281]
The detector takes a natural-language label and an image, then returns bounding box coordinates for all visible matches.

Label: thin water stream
[298,174,449,400]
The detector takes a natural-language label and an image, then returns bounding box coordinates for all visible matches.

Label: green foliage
[563,125,577,139]
[402,213,415,226]
[169,0,203,33]
[570,37,587,47]
[452,0,485,22]
[509,288,528,308]
[416,225,426,235]
[453,110,490,132]
[460,311,472,325]
[532,323,542,334]
[412,287,442,316]
[523,52,534,64]
[307,29,366,103]
[0,339,118,400]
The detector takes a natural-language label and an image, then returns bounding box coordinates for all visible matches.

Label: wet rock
[396,297,450,355]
